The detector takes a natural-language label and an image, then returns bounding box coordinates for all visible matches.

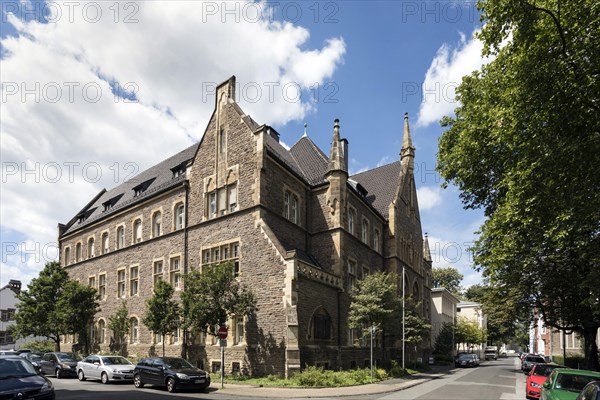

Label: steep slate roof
[62,143,199,236]
[289,136,328,186]
[350,161,402,219]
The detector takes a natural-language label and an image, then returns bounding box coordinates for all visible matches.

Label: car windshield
[533,365,561,376]
[555,374,598,393]
[57,353,77,362]
[164,358,194,369]
[102,357,131,365]
[458,354,474,360]
[28,354,42,362]
[0,358,38,378]
[526,356,546,363]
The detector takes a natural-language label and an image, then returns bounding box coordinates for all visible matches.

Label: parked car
[485,346,499,360]
[540,368,600,400]
[133,357,210,392]
[20,352,44,372]
[0,350,19,356]
[576,381,600,400]
[40,352,79,378]
[523,354,547,373]
[455,353,480,368]
[526,363,566,399]
[77,354,135,383]
[0,355,55,400]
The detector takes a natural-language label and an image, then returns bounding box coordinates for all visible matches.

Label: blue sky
[1,0,488,288]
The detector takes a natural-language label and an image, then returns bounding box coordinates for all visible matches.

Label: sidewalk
[210,365,454,398]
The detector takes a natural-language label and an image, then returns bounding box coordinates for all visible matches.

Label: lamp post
[370,324,375,382]
[402,265,405,369]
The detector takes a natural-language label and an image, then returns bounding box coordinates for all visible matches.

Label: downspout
[182,179,190,358]
[337,288,342,369]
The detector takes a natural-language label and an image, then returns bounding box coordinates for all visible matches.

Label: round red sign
[218,325,228,339]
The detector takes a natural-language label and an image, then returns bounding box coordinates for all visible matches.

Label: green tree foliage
[143,280,180,356]
[182,262,255,337]
[56,280,99,355]
[403,298,432,348]
[463,284,485,303]
[437,0,599,370]
[431,267,463,297]
[348,272,400,332]
[108,301,129,356]
[455,316,486,352]
[12,262,69,350]
[433,323,455,356]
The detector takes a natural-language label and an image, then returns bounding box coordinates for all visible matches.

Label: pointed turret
[423,233,432,263]
[327,118,348,173]
[400,112,415,171]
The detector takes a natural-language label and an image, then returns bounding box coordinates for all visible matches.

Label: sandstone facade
[58,76,433,376]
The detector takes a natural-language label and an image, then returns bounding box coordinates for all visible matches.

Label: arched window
[310,308,332,340]
[75,243,82,262]
[361,219,369,244]
[98,319,106,344]
[116,226,124,249]
[348,209,355,235]
[174,203,185,230]
[374,230,380,252]
[413,281,419,298]
[133,219,142,243]
[64,247,70,266]
[102,232,109,254]
[129,317,139,343]
[152,212,162,237]
[88,237,95,258]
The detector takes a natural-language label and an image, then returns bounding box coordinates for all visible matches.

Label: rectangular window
[348,209,355,235]
[348,260,356,293]
[117,270,126,298]
[229,184,237,212]
[234,317,244,345]
[88,276,96,288]
[209,192,217,219]
[153,261,163,287]
[134,220,142,243]
[218,187,227,216]
[374,230,380,252]
[170,257,181,289]
[219,127,226,154]
[98,274,106,299]
[102,233,109,254]
[202,242,241,277]
[172,328,180,344]
[284,190,299,223]
[117,227,124,249]
[130,266,139,296]
[361,219,369,244]
[154,332,163,344]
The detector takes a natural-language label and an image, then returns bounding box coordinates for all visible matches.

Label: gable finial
[303,123,308,137]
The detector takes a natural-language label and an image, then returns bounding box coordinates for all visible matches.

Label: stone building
[58,76,432,376]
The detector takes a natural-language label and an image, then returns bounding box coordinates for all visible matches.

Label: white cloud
[416,28,493,127]
[0,1,346,287]
[417,186,443,211]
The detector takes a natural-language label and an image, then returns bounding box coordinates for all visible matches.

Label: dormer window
[171,164,186,178]
[132,178,156,197]
[78,214,86,223]
[103,195,123,212]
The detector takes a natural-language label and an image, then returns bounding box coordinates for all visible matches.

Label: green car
[540,369,600,400]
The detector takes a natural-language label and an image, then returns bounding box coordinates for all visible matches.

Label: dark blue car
[0,355,55,400]
[133,357,210,393]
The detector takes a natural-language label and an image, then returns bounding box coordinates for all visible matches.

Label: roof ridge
[287,144,308,178]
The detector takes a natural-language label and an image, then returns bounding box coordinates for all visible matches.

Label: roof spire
[328,118,347,173]
[401,112,415,169]
[423,232,432,263]
[303,123,308,137]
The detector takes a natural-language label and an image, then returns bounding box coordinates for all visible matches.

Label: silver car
[77,355,134,384]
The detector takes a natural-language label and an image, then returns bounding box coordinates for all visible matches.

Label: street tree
[56,280,99,355]
[143,280,180,357]
[432,267,463,297]
[182,262,255,339]
[403,298,432,350]
[437,0,600,370]
[433,322,455,356]
[348,272,400,334]
[455,316,486,353]
[12,261,69,350]
[108,301,129,356]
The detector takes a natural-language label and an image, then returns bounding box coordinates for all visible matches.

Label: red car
[526,363,566,399]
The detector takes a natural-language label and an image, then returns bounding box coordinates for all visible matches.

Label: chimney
[8,280,21,294]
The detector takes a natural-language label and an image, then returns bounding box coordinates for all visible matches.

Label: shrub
[18,340,54,353]
[295,366,328,387]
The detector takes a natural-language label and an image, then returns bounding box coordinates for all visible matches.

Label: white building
[430,288,460,348]
[0,280,44,350]
[456,301,487,356]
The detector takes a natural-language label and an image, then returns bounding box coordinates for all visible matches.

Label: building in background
[0,280,45,350]
[456,301,487,356]
[57,76,432,376]
[430,288,459,349]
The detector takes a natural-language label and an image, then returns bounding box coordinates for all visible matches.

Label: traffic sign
[218,325,228,339]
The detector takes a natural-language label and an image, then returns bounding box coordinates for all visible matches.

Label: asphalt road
[376,356,526,400]
[51,357,526,400]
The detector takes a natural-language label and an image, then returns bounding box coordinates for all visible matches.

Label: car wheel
[101,372,109,384]
[78,369,86,381]
[55,368,62,379]
[166,377,176,393]
[133,374,144,388]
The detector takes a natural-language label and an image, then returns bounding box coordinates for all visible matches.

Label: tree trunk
[162,338,166,357]
[54,337,60,352]
[582,326,600,371]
